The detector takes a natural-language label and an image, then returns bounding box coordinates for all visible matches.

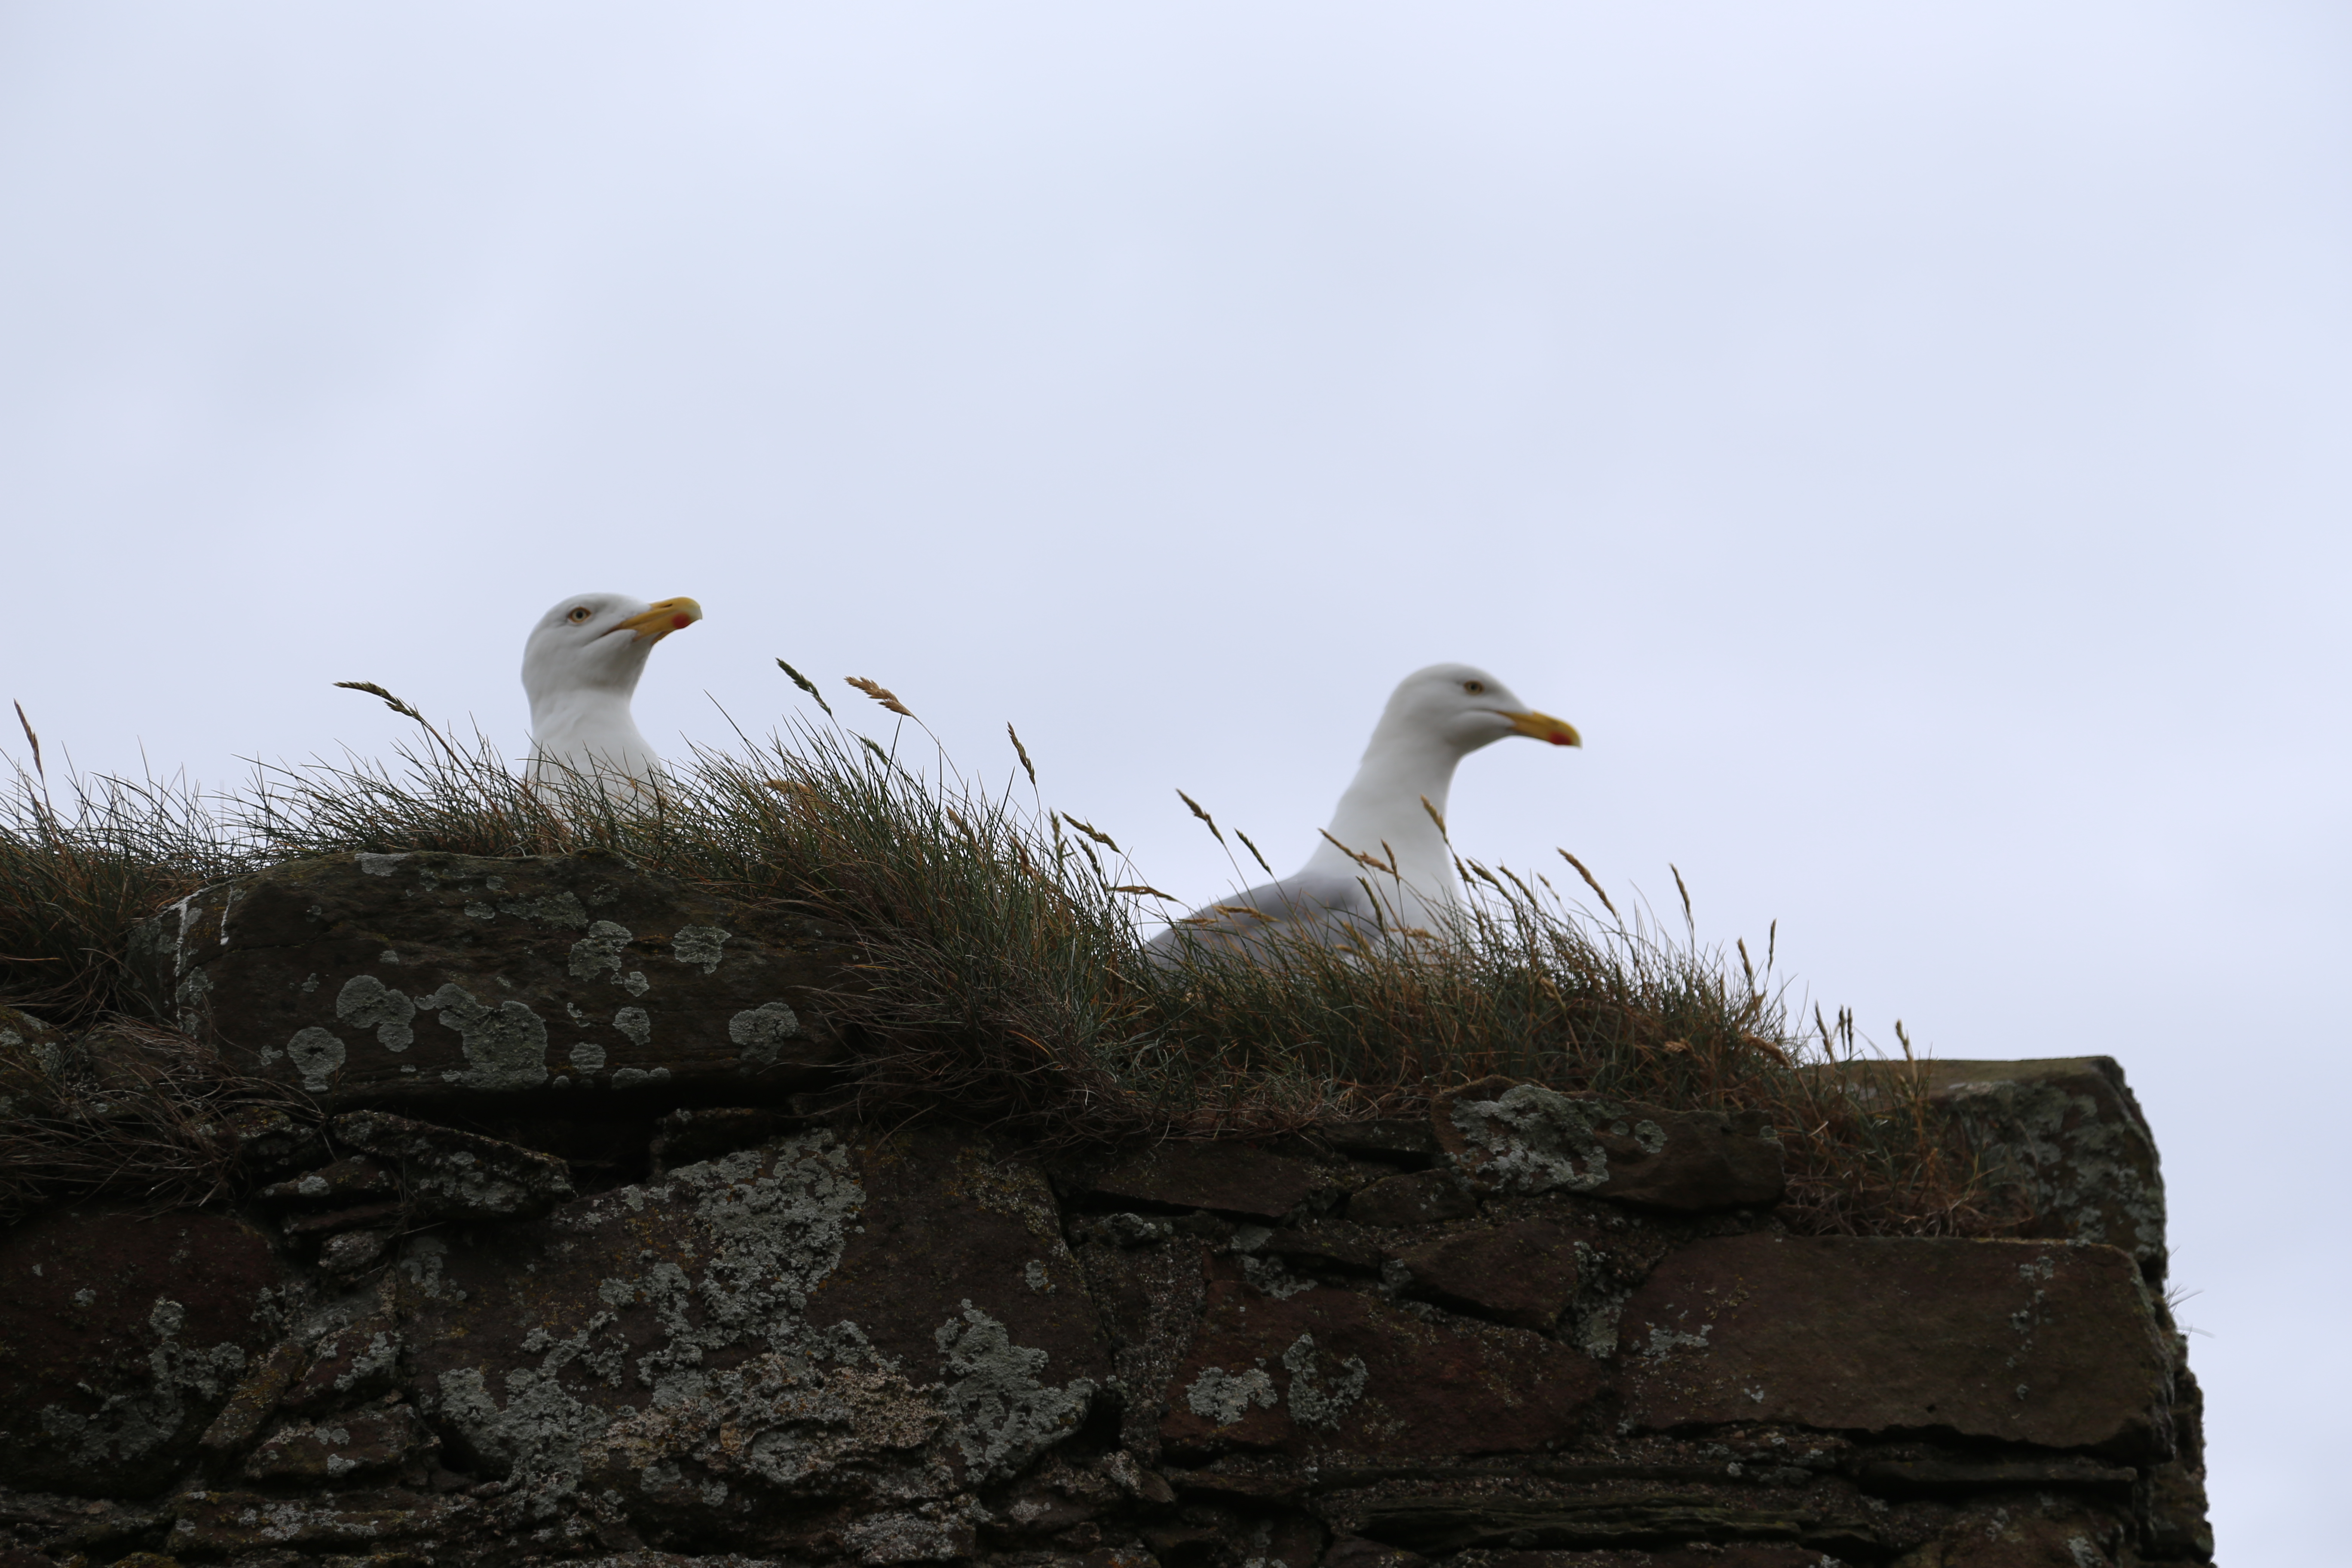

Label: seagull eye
[567,607,592,623]
[1462,679,1485,695]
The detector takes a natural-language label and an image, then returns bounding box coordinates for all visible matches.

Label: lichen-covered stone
[1434,1078,1784,1211]
[1161,1279,1606,1460]
[196,1339,309,1457]
[1811,1057,2168,1280]
[398,1124,1107,1542]
[1619,1233,2173,1458]
[255,1155,399,1208]
[280,1314,403,1412]
[0,1208,292,1494]
[331,1109,576,1221]
[129,850,853,1110]
[650,1106,805,1174]
[165,1489,467,1555]
[243,1403,432,1482]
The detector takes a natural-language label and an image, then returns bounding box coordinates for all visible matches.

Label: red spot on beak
[1548,732,1573,746]
[672,615,692,630]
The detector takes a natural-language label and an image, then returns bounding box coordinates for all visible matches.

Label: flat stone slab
[0,1208,293,1493]
[1618,1234,2171,1457]
[131,850,853,1110]
[1434,1079,1783,1212]
[1161,1279,1605,1460]
[1086,1142,1339,1220]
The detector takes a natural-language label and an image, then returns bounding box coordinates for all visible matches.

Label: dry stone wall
[0,854,2213,1568]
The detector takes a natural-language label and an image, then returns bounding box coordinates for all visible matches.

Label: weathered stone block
[280,1313,403,1412]
[398,1124,1108,1539]
[1809,1057,2167,1279]
[0,1208,293,1493]
[1619,1234,2171,1457]
[1434,1078,1784,1212]
[1387,1219,1583,1330]
[1086,1142,1341,1220]
[1161,1279,1606,1459]
[130,850,851,1110]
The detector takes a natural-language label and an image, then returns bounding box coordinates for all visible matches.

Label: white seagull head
[1368,662,1583,760]
[521,591,704,798]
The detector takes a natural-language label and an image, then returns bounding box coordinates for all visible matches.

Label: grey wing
[1145,870,1382,966]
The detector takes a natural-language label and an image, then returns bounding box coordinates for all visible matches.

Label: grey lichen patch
[1280,1332,1368,1427]
[283,1028,348,1093]
[933,1301,1096,1481]
[499,892,591,928]
[465,903,496,921]
[613,1007,652,1049]
[419,984,549,1091]
[570,1041,607,1072]
[568,921,634,982]
[612,1067,671,1089]
[672,926,732,974]
[728,1002,802,1065]
[1240,1253,1318,1300]
[1449,1083,1617,1194]
[1945,1077,2168,1268]
[34,1291,250,1477]
[581,1354,954,1511]
[1185,1366,1277,1427]
[433,1362,610,1495]
[334,975,416,1052]
[355,853,411,876]
[620,971,650,997]
[423,1133,882,1512]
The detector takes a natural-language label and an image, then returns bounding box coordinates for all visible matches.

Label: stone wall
[0,854,2213,1568]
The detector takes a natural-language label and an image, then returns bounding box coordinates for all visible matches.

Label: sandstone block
[1434,1078,1784,1211]
[1619,1234,2171,1457]
[1161,1279,1605,1460]
[131,850,851,1110]
[0,1207,293,1494]
[1387,1219,1582,1330]
[1086,1142,1338,1220]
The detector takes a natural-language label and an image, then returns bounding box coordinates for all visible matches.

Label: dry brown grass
[0,1012,310,1225]
[0,692,2027,1237]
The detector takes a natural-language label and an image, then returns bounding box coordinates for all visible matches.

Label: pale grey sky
[4,5,2346,1555]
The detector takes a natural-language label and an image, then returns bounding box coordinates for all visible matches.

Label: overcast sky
[4,4,2346,1555]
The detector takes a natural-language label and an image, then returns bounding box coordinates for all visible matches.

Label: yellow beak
[1504,709,1581,747]
[612,597,704,642]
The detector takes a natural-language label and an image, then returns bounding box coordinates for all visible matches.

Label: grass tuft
[1,707,2025,1237]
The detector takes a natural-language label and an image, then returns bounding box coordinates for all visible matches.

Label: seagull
[521,592,703,799]
[1148,663,1579,963]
